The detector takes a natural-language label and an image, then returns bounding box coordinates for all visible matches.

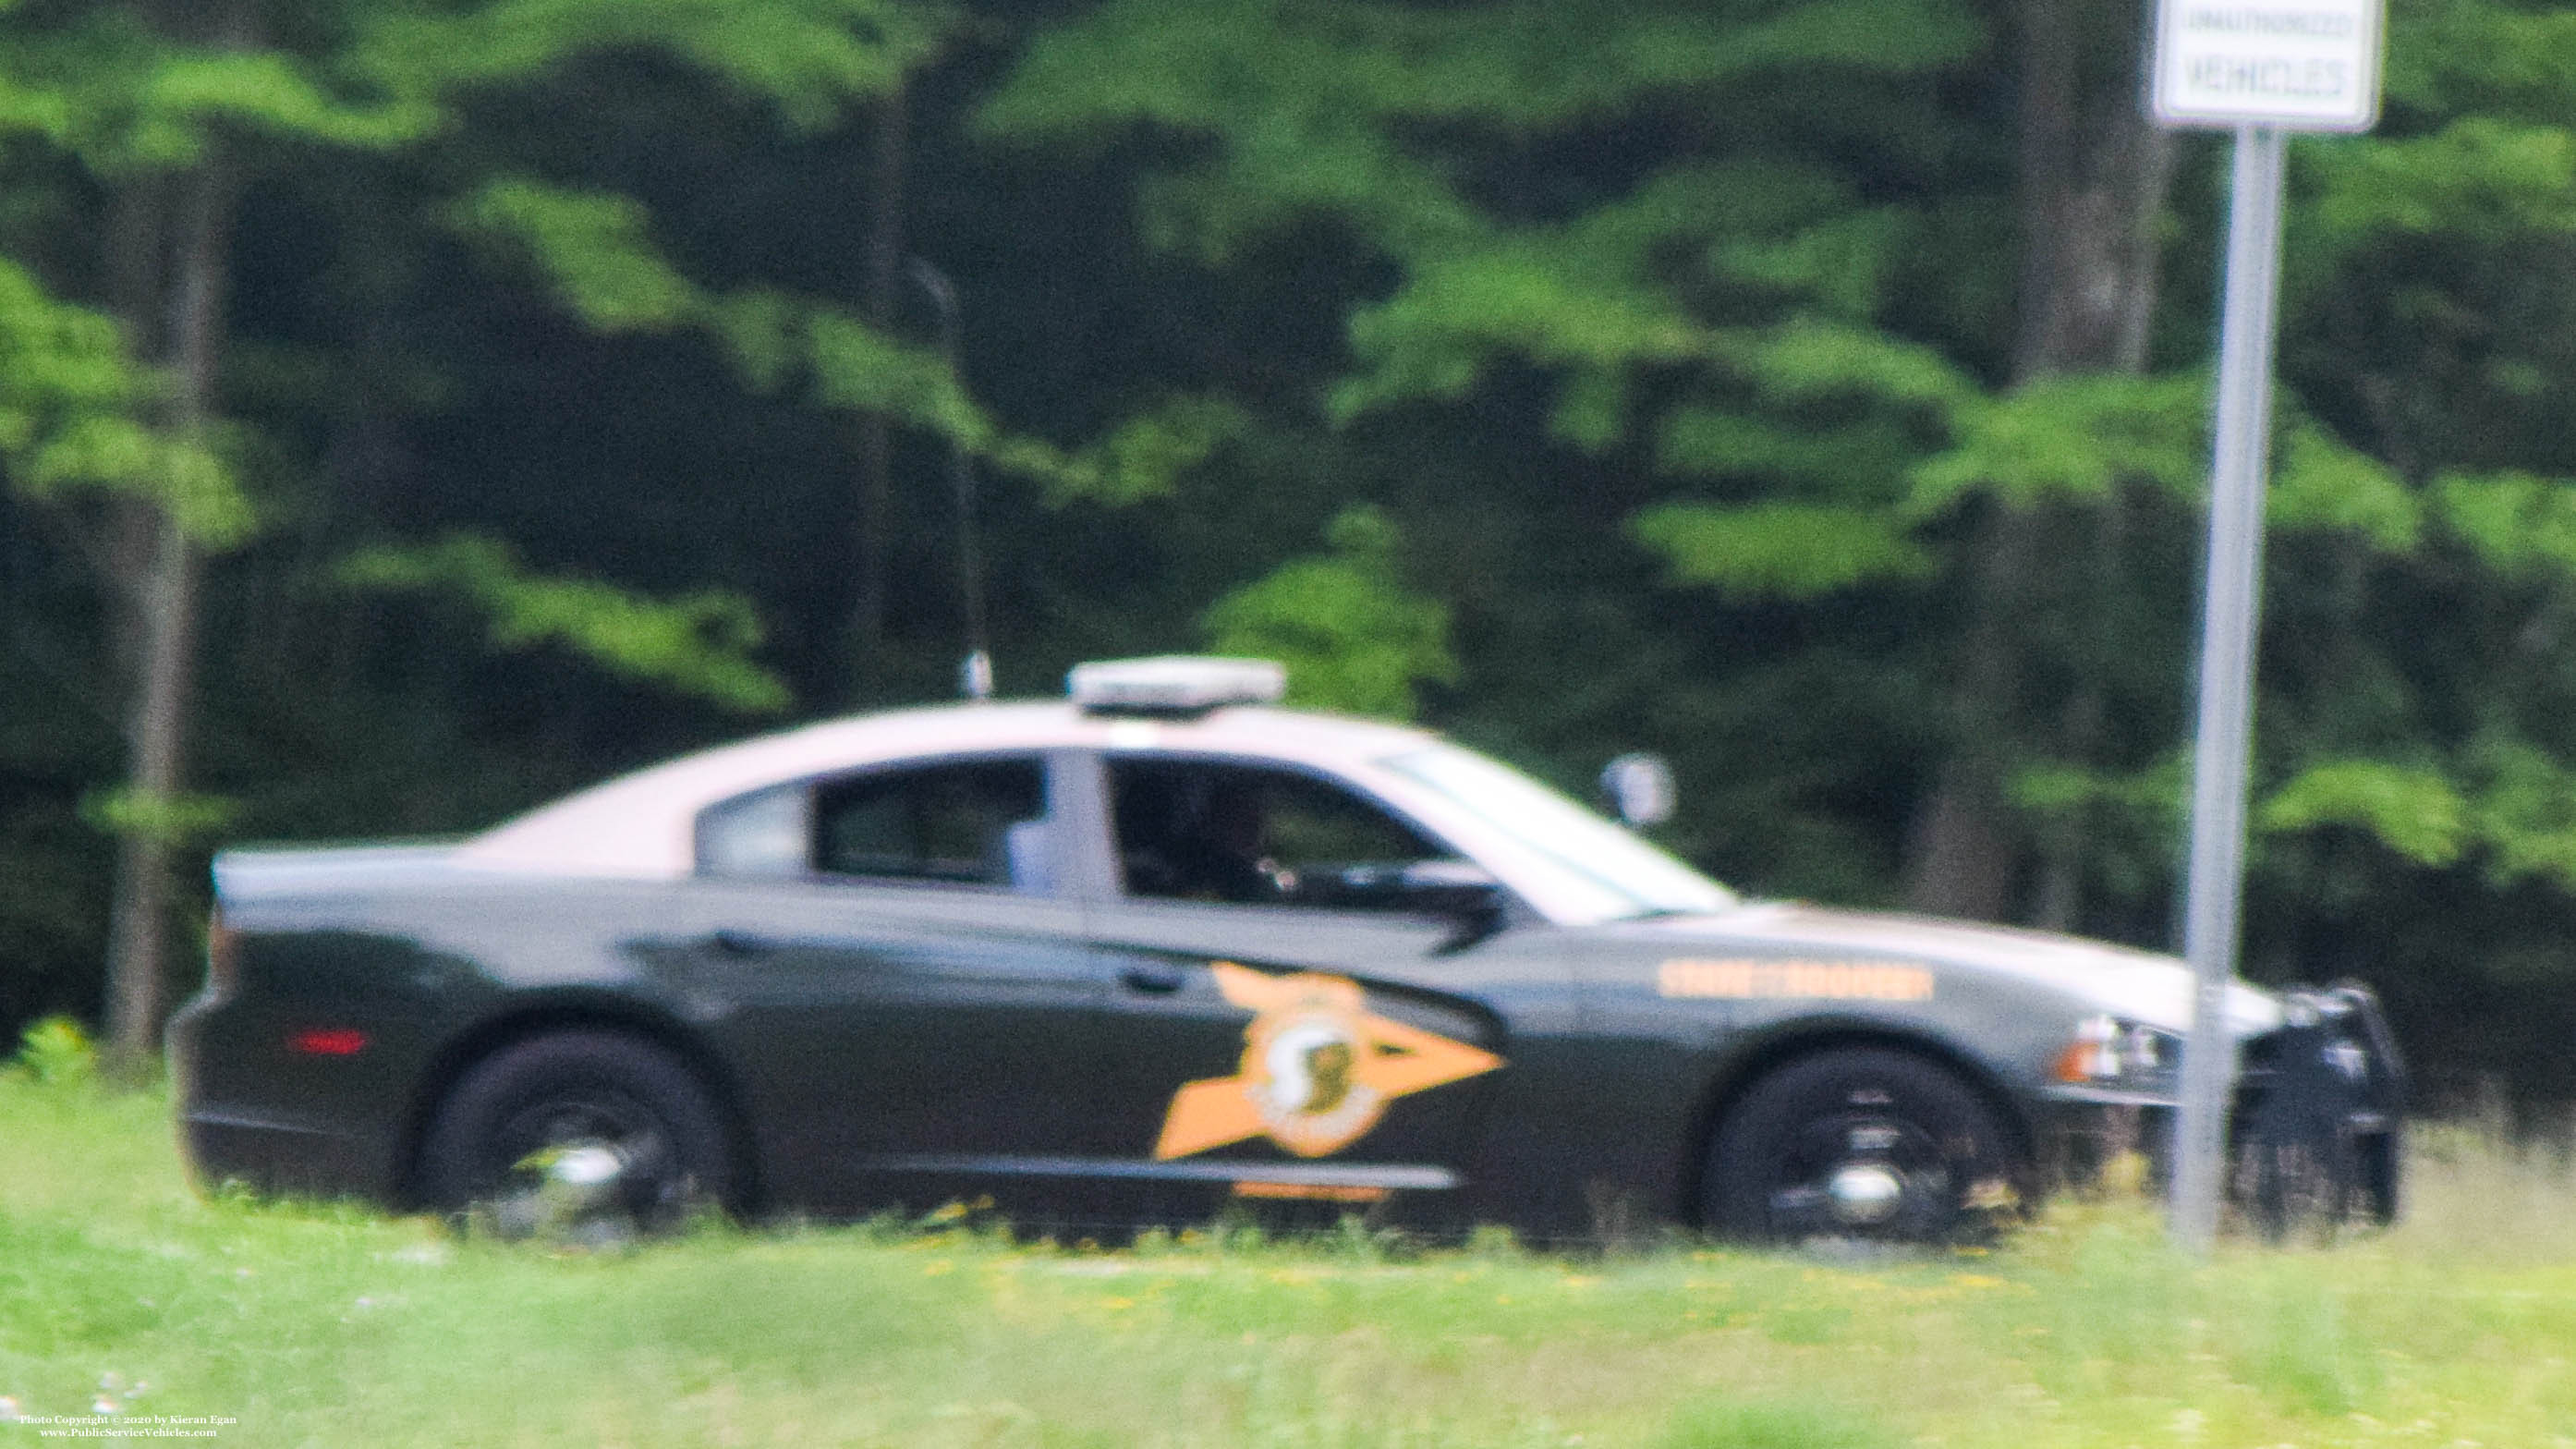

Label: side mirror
[1599,752,1676,828]
[1318,859,1509,952]
[1322,858,1500,912]
[1391,858,1505,917]
[1399,859,1510,955]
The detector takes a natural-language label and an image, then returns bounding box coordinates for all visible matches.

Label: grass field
[5,1031,2576,1448]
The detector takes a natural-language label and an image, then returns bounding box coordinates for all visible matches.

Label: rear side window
[697,756,1054,891]
[814,759,1050,888]
[696,784,808,878]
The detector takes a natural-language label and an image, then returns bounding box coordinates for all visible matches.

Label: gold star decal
[1153,962,1505,1161]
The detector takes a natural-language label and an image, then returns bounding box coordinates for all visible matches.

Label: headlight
[2053,1015,2180,1090]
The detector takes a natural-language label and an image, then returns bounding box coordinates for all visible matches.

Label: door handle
[707,929,774,958]
[1118,963,1186,994]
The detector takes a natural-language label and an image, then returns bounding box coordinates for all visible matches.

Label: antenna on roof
[910,257,992,701]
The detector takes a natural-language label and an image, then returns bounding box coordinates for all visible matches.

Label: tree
[9,0,2576,1107]
[978,0,2576,1093]
[2,0,951,1066]
[979,0,2142,904]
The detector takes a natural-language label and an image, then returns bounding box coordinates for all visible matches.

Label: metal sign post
[2169,124,2287,1252]
[2150,0,2382,1252]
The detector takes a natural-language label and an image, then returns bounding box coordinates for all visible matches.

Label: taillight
[287,1028,368,1056]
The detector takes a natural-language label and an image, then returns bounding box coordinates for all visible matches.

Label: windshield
[1380,744,1737,921]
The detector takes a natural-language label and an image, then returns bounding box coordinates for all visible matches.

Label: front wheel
[417,1031,735,1242]
[1701,1048,2022,1246]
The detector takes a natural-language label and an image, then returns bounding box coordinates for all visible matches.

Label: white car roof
[456,700,1443,881]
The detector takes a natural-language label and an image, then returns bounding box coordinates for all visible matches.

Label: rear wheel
[418,1031,734,1242]
[1702,1048,2021,1246]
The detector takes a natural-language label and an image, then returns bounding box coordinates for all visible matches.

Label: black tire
[1702,1048,2022,1246]
[417,1030,735,1240]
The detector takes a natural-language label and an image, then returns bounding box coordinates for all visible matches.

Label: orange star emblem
[1153,962,1505,1161]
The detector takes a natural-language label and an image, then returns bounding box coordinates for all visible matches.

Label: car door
[678,750,1104,1215]
[1072,751,1546,1227]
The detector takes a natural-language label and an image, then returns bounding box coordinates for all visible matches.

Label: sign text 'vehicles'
[2152,0,2382,131]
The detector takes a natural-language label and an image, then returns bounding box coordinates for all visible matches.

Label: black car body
[168,660,2402,1242]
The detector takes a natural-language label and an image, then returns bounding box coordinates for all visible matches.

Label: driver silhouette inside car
[1120,773,1295,904]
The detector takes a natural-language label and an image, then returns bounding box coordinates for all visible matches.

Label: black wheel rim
[1759,1109,1955,1242]
[477,1088,690,1239]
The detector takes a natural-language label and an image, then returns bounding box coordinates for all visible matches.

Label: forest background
[4,0,2574,1107]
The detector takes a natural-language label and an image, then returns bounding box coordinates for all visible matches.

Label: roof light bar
[1068,656,1286,715]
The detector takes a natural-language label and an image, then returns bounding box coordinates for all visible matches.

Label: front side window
[1109,758,1452,907]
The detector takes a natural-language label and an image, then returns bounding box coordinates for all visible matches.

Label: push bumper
[2037,982,2405,1231]
[2229,981,2406,1230]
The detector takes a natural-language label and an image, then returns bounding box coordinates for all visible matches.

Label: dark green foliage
[4,0,2576,1108]
[338,534,791,714]
[1203,505,1455,719]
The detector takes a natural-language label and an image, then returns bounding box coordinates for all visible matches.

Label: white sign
[2152,0,2385,132]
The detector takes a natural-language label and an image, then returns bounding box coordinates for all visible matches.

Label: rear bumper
[178,1107,392,1201]
[167,992,407,1205]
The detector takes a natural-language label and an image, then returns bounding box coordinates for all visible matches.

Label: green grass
[5,1054,2576,1447]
